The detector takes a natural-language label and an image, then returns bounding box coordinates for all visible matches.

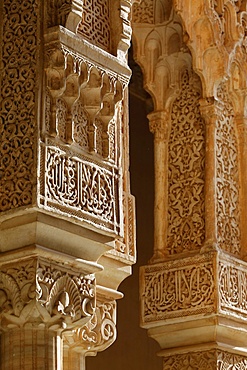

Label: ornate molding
[173,0,247,95]
[132,3,191,111]
[163,350,247,370]
[140,253,215,326]
[0,257,96,328]
[67,300,117,354]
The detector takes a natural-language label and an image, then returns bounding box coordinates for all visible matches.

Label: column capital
[148,110,170,142]
[0,252,97,330]
[199,97,223,120]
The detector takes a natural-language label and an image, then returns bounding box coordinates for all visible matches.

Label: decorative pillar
[0,0,135,368]
[133,0,247,368]
[199,98,220,250]
[148,111,169,262]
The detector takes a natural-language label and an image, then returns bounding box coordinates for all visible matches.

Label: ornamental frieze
[39,143,121,234]
[140,254,215,325]
[219,256,247,319]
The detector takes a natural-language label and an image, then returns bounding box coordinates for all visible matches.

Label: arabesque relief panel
[167,70,205,255]
[0,0,40,211]
[163,350,247,370]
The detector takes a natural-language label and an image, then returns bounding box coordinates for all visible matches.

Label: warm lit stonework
[2,0,247,369]
[132,0,247,369]
[0,0,135,368]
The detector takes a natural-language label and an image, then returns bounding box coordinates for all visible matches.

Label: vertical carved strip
[216,82,240,255]
[167,70,205,255]
[199,98,219,250]
[236,117,247,259]
[0,0,40,211]
[148,110,170,262]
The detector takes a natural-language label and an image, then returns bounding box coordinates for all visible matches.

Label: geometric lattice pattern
[78,0,110,51]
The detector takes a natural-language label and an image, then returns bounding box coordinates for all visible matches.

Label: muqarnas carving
[41,47,126,236]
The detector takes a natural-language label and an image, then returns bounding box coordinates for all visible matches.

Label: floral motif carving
[140,255,215,324]
[74,301,116,351]
[95,118,103,156]
[163,350,247,370]
[132,0,154,24]
[73,100,89,150]
[216,82,240,255]
[167,70,205,255]
[108,119,116,161]
[78,0,111,51]
[0,0,39,211]
[57,98,67,141]
[0,258,95,325]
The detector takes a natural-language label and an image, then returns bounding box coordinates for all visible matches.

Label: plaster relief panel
[78,0,111,51]
[0,0,40,212]
[0,257,96,326]
[163,350,247,370]
[140,253,215,325]
[71,300,117,353]
[41,142,120,234]
[216,82,241,255]
[219,254,247,319]
[167,70,205,255]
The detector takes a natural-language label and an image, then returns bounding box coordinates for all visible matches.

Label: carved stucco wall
[87,59,161,370]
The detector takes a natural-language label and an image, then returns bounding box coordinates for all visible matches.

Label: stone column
[133,0,247,368]
[0,0,135,368]
[199,98,220,250]
[148,111,169,262]
[236,115,247,260]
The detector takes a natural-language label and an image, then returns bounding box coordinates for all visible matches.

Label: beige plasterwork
[0,0,136,368]
[132,0,247,368]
